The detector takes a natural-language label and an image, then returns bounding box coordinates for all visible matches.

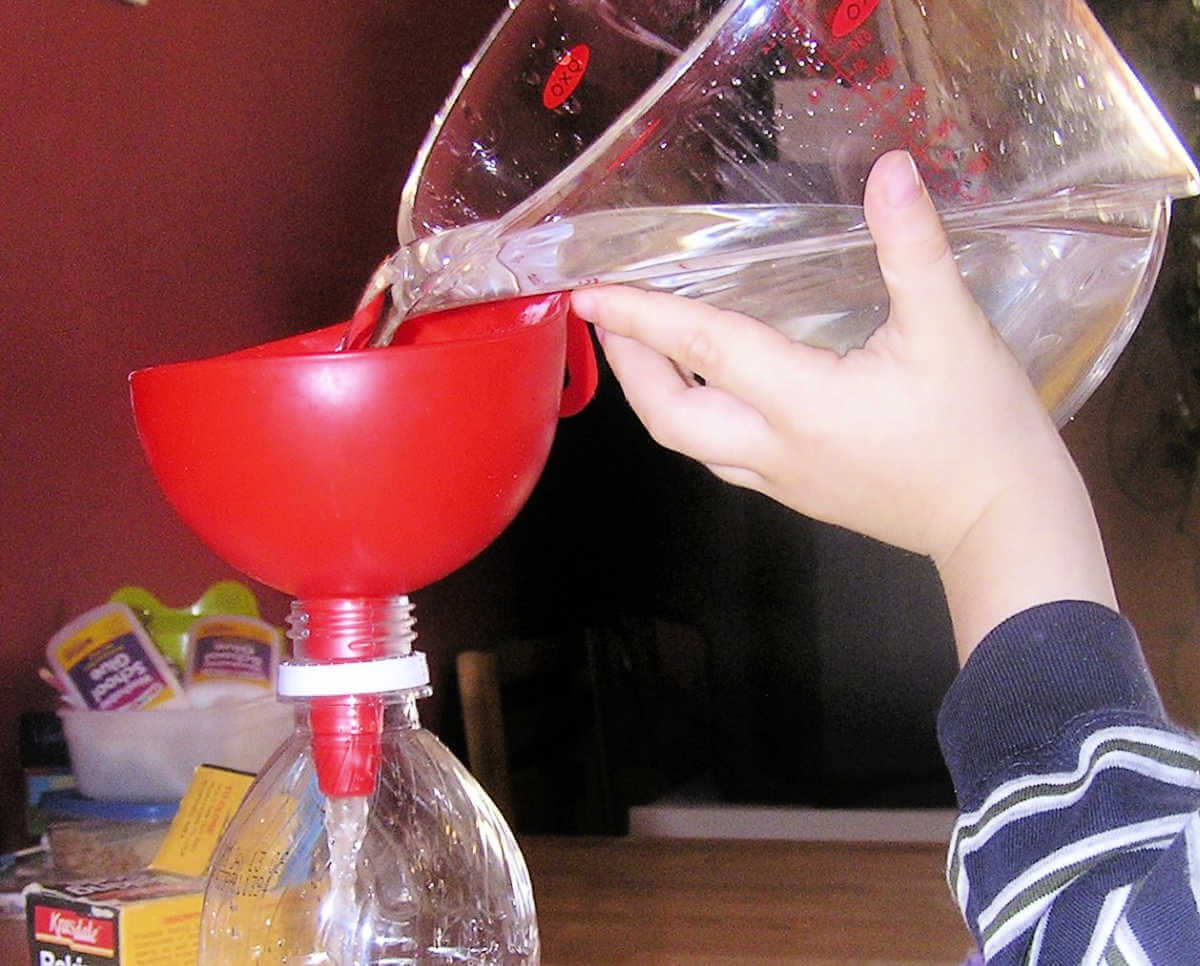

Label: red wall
[1,0,505,846]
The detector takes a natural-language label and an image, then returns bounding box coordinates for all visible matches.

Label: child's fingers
[571,285,819,419]
[862,151,981,340]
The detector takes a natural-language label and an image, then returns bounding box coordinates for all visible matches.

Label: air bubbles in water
[319,796,371,966]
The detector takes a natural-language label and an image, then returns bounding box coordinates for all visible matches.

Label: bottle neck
[286,596,416,664]
[281,596,425,797]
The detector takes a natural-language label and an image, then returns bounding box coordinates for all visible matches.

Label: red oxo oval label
[543,44,591,110]
[831,0,881,37]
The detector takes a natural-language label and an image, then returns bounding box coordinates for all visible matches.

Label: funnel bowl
[131,294,573,599]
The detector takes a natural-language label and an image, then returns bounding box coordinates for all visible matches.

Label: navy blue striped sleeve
[936,601,1200,963]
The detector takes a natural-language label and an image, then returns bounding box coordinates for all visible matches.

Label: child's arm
[569,149,1116,663]
[937,599,1199,963]
[571,150,1200,963]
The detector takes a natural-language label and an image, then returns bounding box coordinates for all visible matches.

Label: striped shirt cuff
[936,600,1168,810]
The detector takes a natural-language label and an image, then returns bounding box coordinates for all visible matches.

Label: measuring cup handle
[560,310,598,417]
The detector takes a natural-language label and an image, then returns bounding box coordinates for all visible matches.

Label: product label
[31,900,117,960]
[118,894,202,966]
[53,609,178,711]
[37,952,96,966]
[830,0,881,37]
[187,617,278,688]
[542,43,590,110]
[150,765,255,878]
[28,885,204,966]
[206,790,304,899]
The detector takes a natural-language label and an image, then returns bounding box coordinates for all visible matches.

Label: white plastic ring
[276,652,430,698]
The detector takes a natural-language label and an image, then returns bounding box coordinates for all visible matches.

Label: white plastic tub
[59,696,293,801]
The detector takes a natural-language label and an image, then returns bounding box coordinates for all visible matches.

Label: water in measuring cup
[378,187,1165,421]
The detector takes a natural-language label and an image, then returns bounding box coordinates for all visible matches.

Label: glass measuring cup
[363,0,1199,422]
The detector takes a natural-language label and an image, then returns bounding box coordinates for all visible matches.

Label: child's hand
[570,150,1116,658]
[571,151,1056,567]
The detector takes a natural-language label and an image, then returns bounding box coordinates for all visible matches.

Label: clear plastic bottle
[199,597,538,965]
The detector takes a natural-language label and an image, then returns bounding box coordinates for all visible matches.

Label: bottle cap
[277,652,429,698]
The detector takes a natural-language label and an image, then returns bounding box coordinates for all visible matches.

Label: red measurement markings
[855,88,960,196]
[804,48,962,197]
[770,10,993,202]
[543,44,591,110]
[802,28,893,112]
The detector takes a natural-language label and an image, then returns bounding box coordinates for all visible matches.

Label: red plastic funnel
[130,293,594,600]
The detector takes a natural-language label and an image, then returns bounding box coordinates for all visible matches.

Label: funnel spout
[279,598,428,797]
[309,695,386,798]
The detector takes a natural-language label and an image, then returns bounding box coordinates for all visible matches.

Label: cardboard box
[25,766,254,966]
[27,872,202,966]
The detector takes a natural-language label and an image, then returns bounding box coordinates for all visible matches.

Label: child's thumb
[863,151,977,335]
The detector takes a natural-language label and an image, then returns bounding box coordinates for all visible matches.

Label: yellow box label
[150,765,255,878]
[118,893,203,966]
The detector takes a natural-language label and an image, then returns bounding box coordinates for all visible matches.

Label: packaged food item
[46,603,190,712]
[25,766,254,966]
[41,792,177,880]
[182,615,281,707]
[27,875,199,966]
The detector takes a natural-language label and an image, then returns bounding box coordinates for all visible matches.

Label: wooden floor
[523,836,975,965]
